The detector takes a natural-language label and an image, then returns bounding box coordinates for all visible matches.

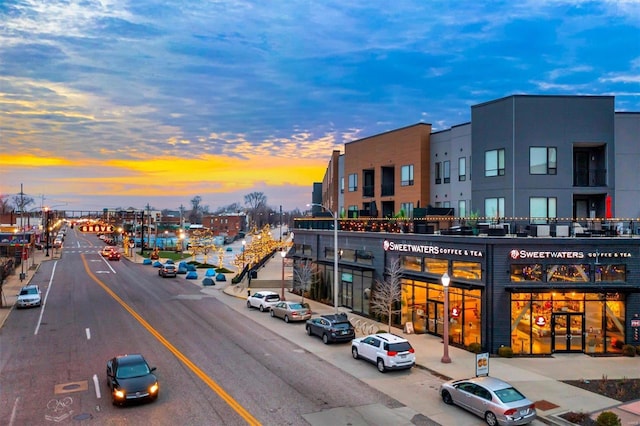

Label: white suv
[246,291,280,312]
[351,333,415,373]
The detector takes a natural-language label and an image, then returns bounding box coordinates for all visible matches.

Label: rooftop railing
[293,216,640,237]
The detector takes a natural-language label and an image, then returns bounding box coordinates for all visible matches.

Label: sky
[1,0,639,213]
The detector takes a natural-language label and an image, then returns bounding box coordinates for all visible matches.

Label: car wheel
[441,390,453,405]
[259,305,266,312]
[306,326,312,336]
[284,315,290,323]
[322,334,330,344]
[376,358,386,373]
[246,301,252,308]
[270,309,275,317]
[351,347,359,359]
[484,411,498,426]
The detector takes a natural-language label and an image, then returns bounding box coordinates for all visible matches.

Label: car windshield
[117,362,150,379]
[494,387,526,403]
[333,322,352,330]
[20,288,37,295]
[388,342,412,352]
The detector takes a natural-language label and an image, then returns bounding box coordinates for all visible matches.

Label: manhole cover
[73,413,93,420]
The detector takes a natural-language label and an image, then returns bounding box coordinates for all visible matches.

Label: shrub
[498,346,513,358]
[596,410,621,426]
[467,342,483,353]
[636,346,640,356]
[622,344,636,357]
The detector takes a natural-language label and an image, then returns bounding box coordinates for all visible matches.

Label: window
[348,205,358,217]
[452,261,482,281]
[401,256,422,271]
[348,173,358,192]
[458,200,467,218]
[401,165,414,186]
[595,265,626,282]
[510,264,543,281]
[400,202,414,218]
[340,177,344,194]
[458,157,466,181]
[485,149,505,177]
[484,197,505,218]
[530,147,557,175]
[530,197,557,223]
[435,162,442,184]
[547,264,590,282]
[443,161,450,183]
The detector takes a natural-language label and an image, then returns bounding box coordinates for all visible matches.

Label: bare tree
[293,259,317,304]
[0,194,12,214]
[11,193,34,212]
[244,192,267,227]
[188,195,204,224]
[370,258,403,332]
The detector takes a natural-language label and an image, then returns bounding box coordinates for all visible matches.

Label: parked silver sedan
[269,301,312,323]
[440,376,536,426]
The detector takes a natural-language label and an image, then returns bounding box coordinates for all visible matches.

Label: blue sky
[1,0,639,212]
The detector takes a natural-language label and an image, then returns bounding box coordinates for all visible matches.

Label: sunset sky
[1,0,639,213]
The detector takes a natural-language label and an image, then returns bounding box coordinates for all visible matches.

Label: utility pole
[146,203,151,251]
[139,208,145,255]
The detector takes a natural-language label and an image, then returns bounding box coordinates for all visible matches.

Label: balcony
[574,168,607,187]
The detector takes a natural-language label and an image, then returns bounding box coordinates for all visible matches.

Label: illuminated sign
[509,249,631,260]
[78,224,114,233]
[451,307,460,318]
[535,316,546,326]
[383,240,483,257]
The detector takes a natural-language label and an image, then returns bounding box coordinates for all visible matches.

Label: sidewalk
[224,255,640,426]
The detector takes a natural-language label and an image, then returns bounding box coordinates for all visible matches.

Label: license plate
[400,354,406,358]
[520,409,528,416]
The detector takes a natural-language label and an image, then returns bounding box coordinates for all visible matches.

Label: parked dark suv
[305,313,355,344]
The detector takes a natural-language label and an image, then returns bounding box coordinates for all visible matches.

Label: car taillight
[408,348,415,353]
[387,350,398,356]
[504,408,517,416]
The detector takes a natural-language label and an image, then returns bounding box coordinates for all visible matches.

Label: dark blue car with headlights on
[106,354,159,405]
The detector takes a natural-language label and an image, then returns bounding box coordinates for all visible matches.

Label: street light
[441,272,451,364]
[44,208,50,257]
[280,249,287,301]
[307,203,339,314]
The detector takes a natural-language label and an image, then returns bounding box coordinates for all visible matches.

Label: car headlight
[149,382,159,394]
[114,389,125,399]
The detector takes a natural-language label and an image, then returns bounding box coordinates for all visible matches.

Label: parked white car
[351,333,415,372]
[246,291,280,312]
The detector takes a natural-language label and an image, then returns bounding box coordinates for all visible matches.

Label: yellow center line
[81,254,261,426]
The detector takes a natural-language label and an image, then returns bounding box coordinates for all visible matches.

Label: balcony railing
[294,216,640,237]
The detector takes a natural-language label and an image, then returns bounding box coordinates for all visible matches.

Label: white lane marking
[86,328,91,340]
[9,396,19,426]
[35,261,57,335]
[101,256,117,273]
[93,374,101,399]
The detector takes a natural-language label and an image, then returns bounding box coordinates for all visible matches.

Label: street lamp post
[280,249,287,301]
[441,272,451,364]
[44,208,50,257]
[308,203,339,314]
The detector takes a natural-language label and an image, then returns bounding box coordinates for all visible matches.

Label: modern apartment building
[295,95,640,356]
[320,95,640,223]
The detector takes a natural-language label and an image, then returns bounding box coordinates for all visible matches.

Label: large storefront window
[452,260,482,281]
[424,257,447,275]
[401,255,422,272]
[401,279,482,347]
[511,292,625,355]
[546,264,590,282]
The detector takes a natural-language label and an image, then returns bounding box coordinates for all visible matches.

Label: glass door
[426,301,444,335]
[552,313,584,352]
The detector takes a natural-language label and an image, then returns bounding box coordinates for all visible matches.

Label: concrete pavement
[3,245,640,425]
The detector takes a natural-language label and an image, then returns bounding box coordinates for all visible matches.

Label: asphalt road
[0,231,414,426]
